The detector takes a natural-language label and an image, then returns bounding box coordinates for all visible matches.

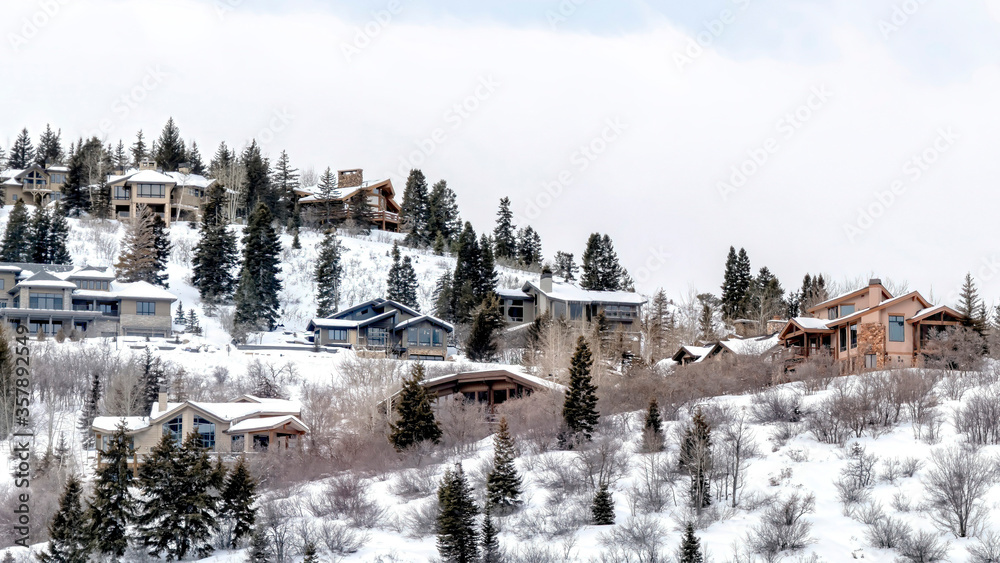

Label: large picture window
[367,327,387,346]
[327,328,348,342]
[137,183,166,197]
[419,327,432,346]
[407,327,418,345]
[433,329,443,347]
[163,415,182,446]
[850,324,858,349]
[840,304,855,316]
[136,301,155,315]
[114,186,130,199]
[193,416,215,450]
[29,293,62,310]
[889,316,905,342]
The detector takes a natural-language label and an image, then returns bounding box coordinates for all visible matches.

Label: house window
[11,194,16,202]
[163,415,183,446]
[828,308,837,320]
[508,299,523,321]
[0,279,5,290]
[889,316,905,342]
[50,174,65,184]
[193,416,215,450]
[231,435,245,453]
[136,183,166,197]
[407,327,418,345]
[841,304,855,316]
[850,324,858,349]
[29,293,62,310]
[136,301,155,315]
[433,329,443,347]
[367,327,387,347]
[327,328,347,342]
[569,302,584,320]
[113,186,130,199]
[839,326,847,352]
[419,328,432,346]
[865,354,878,369]
[98,302,118,315]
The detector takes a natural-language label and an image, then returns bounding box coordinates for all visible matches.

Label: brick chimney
[868,278,883,308]
[540,269,553,293]
[157,392,167,413]
[337,169,363,188]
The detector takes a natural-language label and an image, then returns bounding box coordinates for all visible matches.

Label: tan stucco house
[779,278,965,370]
[92,393,308,462]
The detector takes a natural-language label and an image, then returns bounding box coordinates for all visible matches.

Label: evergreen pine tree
[493,197,517,261]
[591,484,615,525]
[175,301,186,326]
[8,128,34,169]
[516,226,542,267]
[301,541,319,563]
[187,310,202,335]
[28,206,52,263]
[348,190,373,233]
[0,143,6,170]
[451,222,484,322]
[481,507,501,563]
[642,397,665,453]
[192,184,239,306]
[47,206,72,264]
[959,272,988,336]
[220,456,257,548]
[152,117,186,171]
[112,140,129,172]
[433,232,446,255]
[60,139,90,216]
[433,271,455,322]
[38,475,90,563]
[36,124,64,166]
[77,372,100,449]
[187,140,206,175]
[0,199,32,261]
[314,230,343,317]
[427,180,461,242]
[678,522,704,563]
[115,204,159,284]
[271,150,299,224]
[436,463,479,563]
[389,364,442,450]
[291,229,301,250]
[478,234,499,298]
[234,204,283,332]
[562,337,599,443]
[140,348,163,414]
[241,140,275,217]
[151,213,171,287]
[87,422,136,559]
[581,233,628,291]
[401,169,430,245]
[553,251,577,281]
[679,408,712,513]
[386,242,419,310]
[486,417,522,512]
[465,293,505,362]
[131,130,148,167]
[317,167,338,225]
[246,527,273,563]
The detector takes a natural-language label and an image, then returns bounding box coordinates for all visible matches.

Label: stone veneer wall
[858,322,887,369]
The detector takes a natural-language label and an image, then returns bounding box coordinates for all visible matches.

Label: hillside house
[499,271,647,353]
[778,278,965,370]
[92,393,307,465]
[0,163,69,206]
[107,160,217,225]
[307,298,453,360]
[0,262,177,338]
[294,169,401,231]
[384,369,566,416]
[670,334,781,366]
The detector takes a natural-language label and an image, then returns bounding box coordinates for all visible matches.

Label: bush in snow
[747,492,815,562]
[309,474,386,529]
[955,385,1000,445]
[319,520,369,556]
[864,513,912,549]
[835,444,878,507]
[923,445,997,538]
[750,388,803,424]
[897,530,950,563]
[597,515,666,563]
[968,532,1000,563]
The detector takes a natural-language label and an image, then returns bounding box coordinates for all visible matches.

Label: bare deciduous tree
[923,446,996,537]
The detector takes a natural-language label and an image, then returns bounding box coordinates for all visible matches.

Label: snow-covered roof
[422,369,566,393]
[47,165,69,172]
[309,318,362,329]
[92,416,150,433]
[297,185,363,203]
[14,271,77,290]
[68,266,117,280]
[394,314,455,332]
[678,345,713,358]
[522,279,646,305]
[0,168,26,180]
[112,169,177,185]
[790,317,830,330]
[151,397,301,422]
[226,415,309,434]
[497,287,531,299]
[111,280,177,300]
[2,178,20,187]
[165,171,215,188]
[717,334,780,355]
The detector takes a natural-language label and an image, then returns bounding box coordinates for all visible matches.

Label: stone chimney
[540,269,553,293]
[868,278,883,308]
[139,159,157,171]
[157,392,167,413]
[337,169,363,188]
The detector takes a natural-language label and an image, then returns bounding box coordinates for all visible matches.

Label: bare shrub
[968,532,1000,563]
[853,502,885,526]
[836,444,878,507]
[598,515,666,563]
[716,410,759,508]
[923,446,997,537]
[747,492,815,562]
[319,520,369,556]
[805,396,850,446]
[865,515,911,549]
[536,453,586,496]
[574,434,630,490]
[900,457,924,478]
[495,391,564,454]
[897,530,950,563]
[402,498,439,538]
[626,452,681,515]
[507,545,562,563]
[436,395,491,455]
[390,464,439,500]
[751,389,803,424]
[880,458,901,484]
[261,499,294,563]
[310,474,386,528]
[513,496,591,539]
[892,491,913,513]
[788,354,838,394]
[955,385,1000,445]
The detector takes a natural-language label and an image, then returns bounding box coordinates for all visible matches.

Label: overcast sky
[3,0,999,307]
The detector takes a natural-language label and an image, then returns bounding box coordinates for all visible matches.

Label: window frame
[136,301,156,316]
[193,416,216,450]
[162,415,183,446]
[888,315,905,342]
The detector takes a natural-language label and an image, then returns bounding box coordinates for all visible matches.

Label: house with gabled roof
[778,278,966,370]
[0,262,177,338]
[294,168,401,231]
[306,297,453,360]
[0,163,69,206]
[92,393,307,465]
